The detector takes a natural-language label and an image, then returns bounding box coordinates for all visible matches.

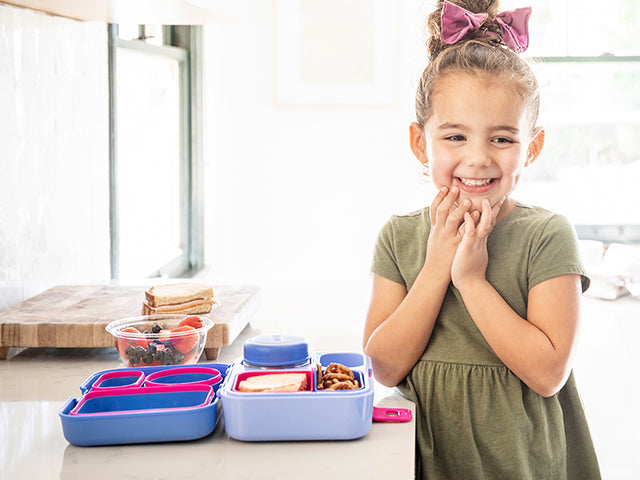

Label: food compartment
[60,393,219,446]
[314,366,365,392]
[313,352,371,392]
[145,366,222,390]
[70,385,214,415]
[91,370,145,390]
[232,370,313,393]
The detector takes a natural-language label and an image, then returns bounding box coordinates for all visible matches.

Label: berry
[173,350,185,364]
[170,326,199,354]
[154,349,165,362]
[151,324,162,333]
[178,316,204,329]
[116,327,149,360]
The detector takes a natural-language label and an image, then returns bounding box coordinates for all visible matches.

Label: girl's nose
[464,144,491,167]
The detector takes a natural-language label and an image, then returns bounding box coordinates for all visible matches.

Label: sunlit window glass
[116,47,182,278]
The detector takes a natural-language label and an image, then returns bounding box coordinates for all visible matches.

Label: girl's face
[412,71,544,221]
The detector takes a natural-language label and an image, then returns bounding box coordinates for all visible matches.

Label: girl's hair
[416,0,539,132]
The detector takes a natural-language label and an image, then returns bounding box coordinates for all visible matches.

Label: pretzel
[325,363,354,378]
[316,362,360,390]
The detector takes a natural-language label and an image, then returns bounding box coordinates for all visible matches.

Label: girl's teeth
[459,178,493,187]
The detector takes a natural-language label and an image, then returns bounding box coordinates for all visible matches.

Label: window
[501,0,640,242]
[108,24,204,280]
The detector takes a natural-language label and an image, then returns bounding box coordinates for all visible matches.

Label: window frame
[107,24,205,279]
[530,53,640,244]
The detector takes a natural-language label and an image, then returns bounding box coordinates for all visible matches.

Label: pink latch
[372,406,412,423]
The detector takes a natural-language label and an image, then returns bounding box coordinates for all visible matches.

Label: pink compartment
[233,370,313,393]
[145,367,222,388]
[92,370,145,391]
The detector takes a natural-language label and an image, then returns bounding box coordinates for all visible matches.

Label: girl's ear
[410,122,429,165]
[525,127,545,167]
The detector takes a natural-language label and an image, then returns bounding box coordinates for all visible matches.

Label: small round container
[106,315,214,368]
[145,367,222,389]
[242,334,310,368]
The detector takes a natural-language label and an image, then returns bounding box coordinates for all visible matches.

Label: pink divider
[69,384,214,416]
[91,370,145,390]
[144,366,222,388]
[233,370,314,392]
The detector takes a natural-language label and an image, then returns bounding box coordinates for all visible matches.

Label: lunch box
[218,334,375,441]
[59,363,228,446]
[59,335,410,446]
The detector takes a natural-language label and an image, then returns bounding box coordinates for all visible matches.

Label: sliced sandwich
[237,373,309,393]
[141,283,216,315]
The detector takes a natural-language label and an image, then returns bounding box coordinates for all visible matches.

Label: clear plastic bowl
[106,315,214,367]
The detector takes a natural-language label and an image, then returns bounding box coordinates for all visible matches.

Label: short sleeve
[371,218,406,286]
[528,214,590,293]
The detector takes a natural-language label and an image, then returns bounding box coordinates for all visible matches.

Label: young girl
[363,1,601,478]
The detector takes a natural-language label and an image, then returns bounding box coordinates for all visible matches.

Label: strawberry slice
[158,329,172,342]
[178,316,204,329]
[170,325,199,354]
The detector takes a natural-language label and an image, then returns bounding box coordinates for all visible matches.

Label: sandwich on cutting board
[142,283,216,315]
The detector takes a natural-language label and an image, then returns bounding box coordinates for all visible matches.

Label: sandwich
[141,283,216,315]
[237,373,309,393]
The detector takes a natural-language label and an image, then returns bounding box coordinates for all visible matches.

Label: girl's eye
[492,137,514,144]
[445,135,465,142]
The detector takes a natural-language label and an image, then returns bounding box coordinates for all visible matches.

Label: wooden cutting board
[0,284,261,360]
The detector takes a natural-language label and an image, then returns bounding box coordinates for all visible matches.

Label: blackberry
[151,324,162,334]
[147,343,157,354]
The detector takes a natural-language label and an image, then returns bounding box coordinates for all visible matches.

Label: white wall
[0,5,110,311]
[201,2,438,329]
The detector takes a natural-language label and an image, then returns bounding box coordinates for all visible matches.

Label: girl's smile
[410,70,545,222]
[455,177,497,193]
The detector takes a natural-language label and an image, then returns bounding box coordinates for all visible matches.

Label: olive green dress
[372,203,601,479]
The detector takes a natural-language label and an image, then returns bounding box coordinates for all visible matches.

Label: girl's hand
[451,198,504,289]
[425,186,477,282]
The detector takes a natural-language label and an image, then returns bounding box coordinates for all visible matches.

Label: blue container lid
[243,335,309,367]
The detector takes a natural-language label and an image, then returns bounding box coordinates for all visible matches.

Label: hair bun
[426,0,501,59]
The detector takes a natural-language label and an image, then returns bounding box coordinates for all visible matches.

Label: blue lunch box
[219,335,375,441]
[59,362,228,446]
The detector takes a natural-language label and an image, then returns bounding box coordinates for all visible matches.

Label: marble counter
[0,324,415,480]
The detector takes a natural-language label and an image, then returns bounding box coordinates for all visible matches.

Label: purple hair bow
[441,0,532,53]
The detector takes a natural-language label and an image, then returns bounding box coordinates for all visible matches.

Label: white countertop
[0,323,415,480]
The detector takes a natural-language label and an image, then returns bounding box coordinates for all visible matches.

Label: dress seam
[418,358,508,369]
